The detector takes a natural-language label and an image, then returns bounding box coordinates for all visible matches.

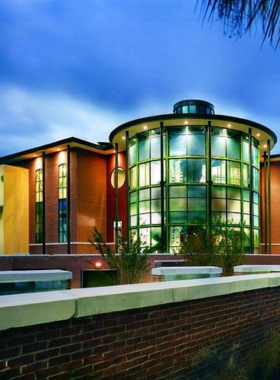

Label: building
[0,99,278,255]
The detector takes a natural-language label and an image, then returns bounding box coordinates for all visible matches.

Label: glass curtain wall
[128,125,260,253]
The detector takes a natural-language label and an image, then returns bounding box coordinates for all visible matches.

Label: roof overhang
[110,113,277,155]
[0,137,114,164]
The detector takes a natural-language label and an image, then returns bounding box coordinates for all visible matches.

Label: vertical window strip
[35,169,43,243]
[58,164,67,243]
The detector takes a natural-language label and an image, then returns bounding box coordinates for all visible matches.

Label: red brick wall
[260,161,280,254]
[1,286,280,379]
[75,149,107,254]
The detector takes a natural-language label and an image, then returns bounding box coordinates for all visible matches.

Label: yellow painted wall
[0,165,29,255]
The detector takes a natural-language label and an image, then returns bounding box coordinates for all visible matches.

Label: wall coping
[151,266,223,275]
[1,273,280,332]
[234,265,280,272]
[0,270,72,282]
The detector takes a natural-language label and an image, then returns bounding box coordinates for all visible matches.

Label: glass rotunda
[110,100,276,254]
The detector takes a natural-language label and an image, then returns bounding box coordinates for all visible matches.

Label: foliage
[180,218,245,275]
[89,226,150,285]
[196,330,280,380]
[198,0,280,47]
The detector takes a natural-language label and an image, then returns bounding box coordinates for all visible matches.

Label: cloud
[0,84,134,156]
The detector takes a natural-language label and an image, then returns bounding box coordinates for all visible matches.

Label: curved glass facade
[128,124,260,254]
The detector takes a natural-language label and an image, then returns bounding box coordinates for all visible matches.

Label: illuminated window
[111,167,125,188]
[58,164,67,243]
[35,169,43,243]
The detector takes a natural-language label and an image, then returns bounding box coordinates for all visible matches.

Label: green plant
[89,226,151,285]
[180,224,219,266]
[180,218,245,275]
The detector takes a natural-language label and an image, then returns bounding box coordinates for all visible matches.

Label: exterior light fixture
[257,133,260,137]
[143,125,148,130]
[263,144,267,149]
[227,124,231,128]
[122,136,125,140]
[184,121,188,125]
[95,262,102,268]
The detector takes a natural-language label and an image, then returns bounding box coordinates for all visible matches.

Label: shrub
[180,218,245,275]
[89,227,150,285]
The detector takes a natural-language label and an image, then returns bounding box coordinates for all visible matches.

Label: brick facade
[1,285,280,379]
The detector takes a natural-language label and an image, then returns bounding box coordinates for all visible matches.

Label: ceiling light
[143,125,148,130]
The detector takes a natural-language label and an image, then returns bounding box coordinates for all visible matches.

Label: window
[35,169,43,243]
[58,164,67,243]
[111,167,125,188]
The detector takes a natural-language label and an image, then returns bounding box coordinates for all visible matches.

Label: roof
[0,137,113,164]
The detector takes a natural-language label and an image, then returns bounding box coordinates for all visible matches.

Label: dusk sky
[0,0,279,156]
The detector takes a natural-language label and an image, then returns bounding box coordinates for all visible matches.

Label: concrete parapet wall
[1,274,280,379]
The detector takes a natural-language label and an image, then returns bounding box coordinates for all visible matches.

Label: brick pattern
[1,286,280,379]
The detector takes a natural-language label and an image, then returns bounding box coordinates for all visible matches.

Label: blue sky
[0,0,279,156]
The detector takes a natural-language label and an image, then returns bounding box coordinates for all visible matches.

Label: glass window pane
[212,131,226,157]
[151,199,161,212]
[254,229,260,253]
[130,191,137,203]
[188,185,206,198]
[130,215,137,226]
[151,227,161,251]
[212,160,226,184]
[130,203,137,215]
[253,168,259,191]
[169,159,186,183]
[139,163,150,187]
[189,105,196,113]
[253,203,259,216]
[244,201,250,213]
[188,212,206,223]
[139,188,149,201]
[139,136,149,161]
[169,226,187,253]
[129,143,137,166]
[139,227,151,246]
[212,186,226,198]
[252,144,259,167]
[243,141,249,162]
[169,186,187,198]
[254,216,259,227]
[227,200,241,212]
[253,192,259,204]
[188,198,206,211]
[151,187,161,199]
[227,137,240,159]
[170,198,187,211]
[243,190,250,202]
[227,161,240,185]
[130,167,137,189]
[151,213,161,224]
[169,128,186,156]
[187,129,205,156]
[151,161,161,185]
[150,133,160,159]
[187,159,206,183]
[243,214,250,226]
[139,200,150,213]
[139,214,150,225]
[169,212,186,224]
[228,187,241,200]
[212,199,226,211]
[227,213,241,224]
